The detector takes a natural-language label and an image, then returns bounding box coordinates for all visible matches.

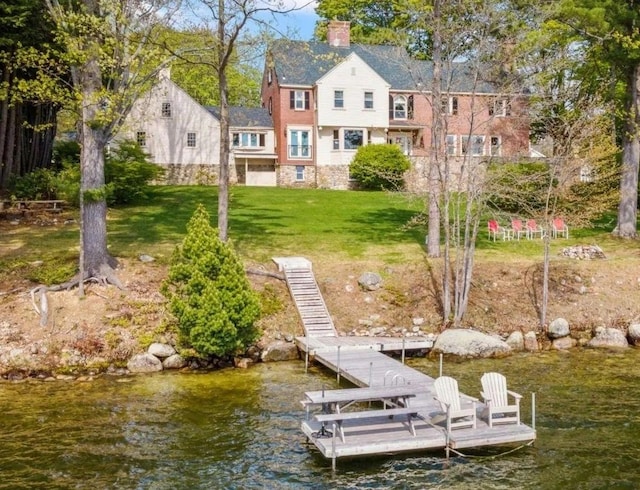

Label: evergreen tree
[162,204,261,357]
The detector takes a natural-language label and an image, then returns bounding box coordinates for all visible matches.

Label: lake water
[1,349,639,489]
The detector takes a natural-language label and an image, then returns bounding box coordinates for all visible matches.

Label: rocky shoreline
[2,317,637,382]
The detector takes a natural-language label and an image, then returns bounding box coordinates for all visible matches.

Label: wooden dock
[274,257,536,466]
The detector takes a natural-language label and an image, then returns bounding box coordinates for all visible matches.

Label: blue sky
[270,0,319,40]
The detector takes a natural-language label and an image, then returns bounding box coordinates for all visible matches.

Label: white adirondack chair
[433,376,477,431]
[480,372,522,427]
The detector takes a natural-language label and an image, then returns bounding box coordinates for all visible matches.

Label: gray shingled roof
[269,40,497,94]
[206,106,273,128]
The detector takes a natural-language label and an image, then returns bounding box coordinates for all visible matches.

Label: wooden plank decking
[273,257,536,465]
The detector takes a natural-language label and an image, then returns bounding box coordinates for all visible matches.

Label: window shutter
[290,91,295,109]
[452,97,458,115]
[304,91,310,110]
[389,95,394,119]
[408,95,414,119]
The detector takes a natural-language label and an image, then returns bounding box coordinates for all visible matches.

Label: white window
[267,69,272,85]
[289,129,311,158]
[136,131,146,147]
[462,135,485,156]
[489,98,511,117]
[364,91,374,109]
[442,96,458,115]
[394,95,407,119]
[343,129,363,150]
[334,90,344,109]
[333,129,340,150]
[446,135,457,155]
[580,165,593,182]
[161,102,172,118]
[291,90,309,110]
[232,132,266,148]
[490,136,501,156]
[186,132,197,148]
[295,165,305,181]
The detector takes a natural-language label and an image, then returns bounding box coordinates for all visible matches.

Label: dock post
[305,336,309,374]
[532,392,536,431]
[331,423,337,471]
[439,353,443,377]
[369,362,373,386]
[337,345,341,384]
[401,336,406,364]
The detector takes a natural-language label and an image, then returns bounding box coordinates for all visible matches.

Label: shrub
[104,140,164,205]
[9,168,58,200]
[161,205,261,357]
[349,144,411,190]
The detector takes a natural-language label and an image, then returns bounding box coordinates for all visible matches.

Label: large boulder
[358,272,382,291]
[148,343,176,359]
[261,341,300,362]
[506,331,524,351]
[552,336,577,350]
[127,353,163,373]
[524,331,540,352]
[432,329,511,358]
[627,323,640,346]
[162,354,187,370]
[587,327,628,349]
[548,318,570,339]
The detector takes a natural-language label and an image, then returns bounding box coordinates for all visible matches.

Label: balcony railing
[288,144,312,159]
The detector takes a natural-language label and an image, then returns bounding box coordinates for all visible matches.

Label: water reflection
[0,350,639,489]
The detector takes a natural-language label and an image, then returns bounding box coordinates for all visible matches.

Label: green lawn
[1,185,633,281]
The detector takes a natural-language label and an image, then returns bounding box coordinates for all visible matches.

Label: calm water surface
[1,349,639,489]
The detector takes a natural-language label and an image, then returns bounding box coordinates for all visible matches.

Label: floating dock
[273,257,536,467]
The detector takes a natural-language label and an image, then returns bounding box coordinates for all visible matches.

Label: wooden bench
[1,200,66,214]
[314,407,421,442]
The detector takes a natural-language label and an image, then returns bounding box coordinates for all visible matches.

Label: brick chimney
[327,20,350,48]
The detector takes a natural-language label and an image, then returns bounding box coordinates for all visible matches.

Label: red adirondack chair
[526,219,544,239]
[552,218,569,238]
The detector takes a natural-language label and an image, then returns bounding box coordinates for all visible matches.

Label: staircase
[273,257,337,338]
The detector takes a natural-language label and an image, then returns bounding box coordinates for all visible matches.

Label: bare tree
[185,0,304,242]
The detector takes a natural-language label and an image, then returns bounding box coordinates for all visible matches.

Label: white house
[118,72,277,186]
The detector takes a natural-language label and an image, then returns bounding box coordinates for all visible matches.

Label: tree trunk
[217,0,229,243]
[79,54,118,278]
[615,62,640,239]
[427,0,442,260]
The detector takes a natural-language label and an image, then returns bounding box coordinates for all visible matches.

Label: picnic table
[302,385,425,442]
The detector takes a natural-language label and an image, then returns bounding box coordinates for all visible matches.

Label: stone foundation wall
[154,164,238,186]
[278,165,317,188]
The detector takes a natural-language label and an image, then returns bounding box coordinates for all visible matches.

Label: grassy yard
[1,185,633,284]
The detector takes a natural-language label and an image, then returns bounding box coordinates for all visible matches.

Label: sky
[270,0,319,41]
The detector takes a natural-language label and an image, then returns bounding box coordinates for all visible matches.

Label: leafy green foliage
[162,204,261,358]
[9,168,58,200]
[487,162,553,215]
[349,144,411,190]
[10,140,161,206]
[104,140,163,205]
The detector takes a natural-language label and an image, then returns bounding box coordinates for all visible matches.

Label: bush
[349,144,411,190]
[9,168,58,200]
[104,140,163,205]
[161,204,261,358]
[10,139,162,206]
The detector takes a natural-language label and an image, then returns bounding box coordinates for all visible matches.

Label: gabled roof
[269,40,497,94]
[206,106,273,128]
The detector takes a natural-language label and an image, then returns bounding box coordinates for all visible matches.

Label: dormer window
[489,97,511,117]
[161,102,172,118]
[394,95,407,119]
